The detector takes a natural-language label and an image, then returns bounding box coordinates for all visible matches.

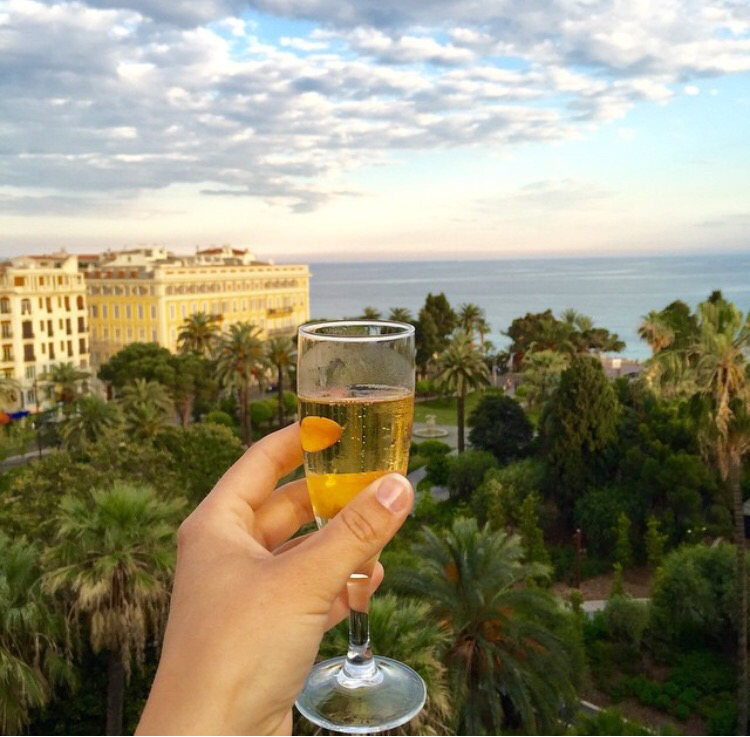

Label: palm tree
[520,350,570,411]
[41,362,89,407]
[317,593,451,735]
[638,310,675,355]
[0,533,72,734]
[177,311,220,357]
[119,378,173,439]
[265,335,297,428]
[476,316,491,352]
[394,518,579,735]
[0,375,20,411]
[388,307,414,323]
[60,395,122,450]
[214,322,268,445]
[652,298,750,734]
[360,306,382,320]
[434,331,489,452]
[44,483,184,736]
[458,303,483,346]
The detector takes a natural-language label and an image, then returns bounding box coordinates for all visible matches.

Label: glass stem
[338,574,382,687]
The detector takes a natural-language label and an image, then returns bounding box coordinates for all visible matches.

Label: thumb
[283,473,414,603]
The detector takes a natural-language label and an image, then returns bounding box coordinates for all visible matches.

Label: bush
[425,452,451,487]
[407,453,427,473]
[204,410,235,428]
[446,450,498,500]
[574,486,632,559]
[416,439,452,459]
[604,596,649,649]
[250,400,274,429]
[705,698,736,735]
[467,393,533,463]
[471,458,544,526]
[415,379,436,396]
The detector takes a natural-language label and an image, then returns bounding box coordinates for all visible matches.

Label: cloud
[478,179,614,213]
[2,0,749,218]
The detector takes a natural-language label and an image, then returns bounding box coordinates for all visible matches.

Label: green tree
[97,343,173,392]
[387,306,414,323]
[60,395,122,450]
[543,355,620,524]
[423,293,457,346]
[265,336,296,428]
[518,493,551,567]
[415,309,440,376]
[0,375,20,410]
[44,483,184,736]
[214,323,268,445]
[316,594,451,735]
[0,534,71,734]
[519,349,570,412]
[645,516,668,568]
[177,311,220,357]
[359,306,382,319]
[434,331,489,453]
[638,310,675,355]
[394,518,580,734]
[651,297,750,733]
[41,362,89,407]
[468,393,533,463]
[446,449,498,500]
[458,302,485,348]
[167,352,214,426]
[119,378,173,439]
[614,512,634,569]
[156,423,244,505]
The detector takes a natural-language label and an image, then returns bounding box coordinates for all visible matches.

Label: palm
[266,336,296,428]
[44,483,184,736]
[638,310,675,354]
[458,303,484,346]
[360,306,382,320]
[434,331,489,452]
[388,307,414,323]
[120,378,173,438]
[394,519,578,735]
[317,594,451,735]
[215,322,268,445]
[60,395,122,449]
[177,312,220,357]
[42,362,89,405]
[0,534,71,734]
[651,297,750,734]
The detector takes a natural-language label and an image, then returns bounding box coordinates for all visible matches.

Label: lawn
[413,391,487,426]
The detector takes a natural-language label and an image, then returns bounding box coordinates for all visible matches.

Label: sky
[1,0,749,261]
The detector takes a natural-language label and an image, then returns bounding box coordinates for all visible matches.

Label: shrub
[425,452,450,487]
[415,378,436,396]
[574,486,632,559]
[604,595,649,649]
[471,458,544,526]
[250,399,274,428]
[645,515,667,567]
[417,439,452,458]
[204,410,235,428]
[407,453,427,473]
[705,698,736,735]
[446,449,498,500]
[467,393,533,463]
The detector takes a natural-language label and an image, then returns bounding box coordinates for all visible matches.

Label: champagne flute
[294,320,426,734]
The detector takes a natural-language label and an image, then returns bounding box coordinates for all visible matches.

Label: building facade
[0,253,90,410]
[84,246,310,366]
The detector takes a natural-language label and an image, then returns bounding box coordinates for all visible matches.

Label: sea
[307,253,750,362]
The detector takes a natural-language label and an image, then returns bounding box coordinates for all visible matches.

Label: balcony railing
[267,306,294,317]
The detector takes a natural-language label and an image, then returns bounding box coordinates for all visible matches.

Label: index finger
[208,422,304,511]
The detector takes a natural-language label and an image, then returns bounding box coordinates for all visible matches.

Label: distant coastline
[306,252,750,363]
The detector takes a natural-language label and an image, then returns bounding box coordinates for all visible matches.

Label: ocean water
[308,253,750,362]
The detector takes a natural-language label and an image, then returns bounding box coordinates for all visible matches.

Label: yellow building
[0,253,90,410]
[84,246,310,366]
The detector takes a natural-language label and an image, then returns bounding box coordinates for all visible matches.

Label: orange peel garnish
[300,416,343,452]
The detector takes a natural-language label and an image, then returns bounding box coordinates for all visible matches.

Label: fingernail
[376,475,410,513]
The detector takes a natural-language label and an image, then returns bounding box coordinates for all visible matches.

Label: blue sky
[1,0,749,260]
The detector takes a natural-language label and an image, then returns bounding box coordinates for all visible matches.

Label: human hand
[136,422,414,736]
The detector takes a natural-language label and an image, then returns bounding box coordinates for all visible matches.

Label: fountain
[413,413,449,438]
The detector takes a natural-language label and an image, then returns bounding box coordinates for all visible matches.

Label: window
[26,389,35,405]
[23,344,35,362]
[152,329,157,341]
[181,304,186,318]
[25,365,35,380]
[138,305,144,320]
[91,304,98,318]
[78,316,85,332]
[126,305,132,319]
[21,299,31,315]
[139,328,145,340]
[14,276,25,287]
[102,305,107,319]
[79,338,86,354]
[22,321,33,339]
[232,300,237,313]
[91,327,97,339]
[150,305,156,320]
[67,340,73,356]
[0,298,9,314]
[241,299,246,311]
[41,343,46,355]
[64,296,70,311]
[1,322,10,339]
[77,295,84,310]
[2,345,12,362]
[46,297,52,313]
[115,328,121,340]
[103,328,109,339]
[113,305,119,319]
[127,328,133,340]
[169,304,176,320]
[65,318,71,335]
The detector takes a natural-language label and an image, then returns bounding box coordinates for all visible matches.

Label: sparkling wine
[299,385,414,525]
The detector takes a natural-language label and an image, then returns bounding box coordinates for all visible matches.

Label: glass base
[295,656,427,734]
